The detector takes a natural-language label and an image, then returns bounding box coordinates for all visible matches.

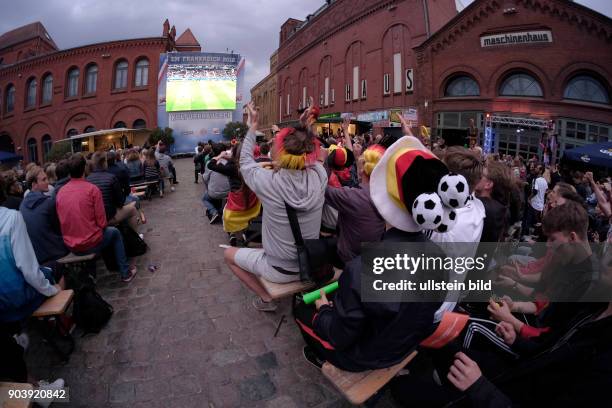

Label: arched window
[0,133,15,152]
[66,128,78,137]
[26,77,37,108]
[113,121,127,128]
[114,60,128,89]
[42,134,53,158]
[67,67,79,97]
[135,58,149,87]
[84,126,96,133]
[6,84,15,112]
[133,119,146,129]
[85,64,98,94]
[563,75,610,104]
[27,138,38,163]
[499,72,543,97]
[42,74,53,104]
[445,75,480,97]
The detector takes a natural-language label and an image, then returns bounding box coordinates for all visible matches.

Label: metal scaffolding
[486,115,550,129]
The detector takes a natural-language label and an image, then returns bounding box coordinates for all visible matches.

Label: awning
[55,128,149,143]
[563,142,612,168]
[0,150,23,163]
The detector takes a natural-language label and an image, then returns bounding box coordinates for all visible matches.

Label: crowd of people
[0,140,181,403]
[200,101,611,406]
[1,97,611,406]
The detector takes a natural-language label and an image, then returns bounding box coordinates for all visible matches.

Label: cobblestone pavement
[26,158,399,408]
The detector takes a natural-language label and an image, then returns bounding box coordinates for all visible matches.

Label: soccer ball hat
[370,136,468,232]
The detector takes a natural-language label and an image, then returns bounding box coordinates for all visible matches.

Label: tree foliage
[148,127,175,146]
[222,122,248,140]
[45,141,72,162]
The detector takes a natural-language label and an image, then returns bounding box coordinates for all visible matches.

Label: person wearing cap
[294,121,451,371]
[224,101,327,312]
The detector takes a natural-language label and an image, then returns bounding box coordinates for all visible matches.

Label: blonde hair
[362,145,385,176]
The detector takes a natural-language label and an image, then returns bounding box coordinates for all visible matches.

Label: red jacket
[56,178,107,252]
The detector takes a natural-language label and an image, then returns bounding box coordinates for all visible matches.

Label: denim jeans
[78,227,129,278]
[202,192,220,216]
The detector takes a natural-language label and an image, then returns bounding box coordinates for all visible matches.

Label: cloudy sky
[1,0,610,93]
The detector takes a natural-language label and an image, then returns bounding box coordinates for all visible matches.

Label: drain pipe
[422,0,431,38]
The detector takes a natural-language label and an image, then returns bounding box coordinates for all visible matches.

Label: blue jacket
[0,207,58,323]
[19,191,68,264]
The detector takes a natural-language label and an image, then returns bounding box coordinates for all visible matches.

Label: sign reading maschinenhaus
[480,30,553,47]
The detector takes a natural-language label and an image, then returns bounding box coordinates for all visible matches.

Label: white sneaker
[36,378,65,408]
[170,186,175,192]
[13,332,29,351]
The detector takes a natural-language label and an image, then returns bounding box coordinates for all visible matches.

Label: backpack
[117,224,148,257]
[72,285,113,334]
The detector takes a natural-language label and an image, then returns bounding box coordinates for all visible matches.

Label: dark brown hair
[543,200,588,240]
[443,146,483,192]
[283,126,316,155]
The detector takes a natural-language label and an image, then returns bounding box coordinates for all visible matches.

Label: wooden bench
[259,268,343,337]
[32,290,74,318]
[258,267,342,300]
[322,351,418,406]
[0,382,34,408]
[32,290,76,362]
[320,312,469,405]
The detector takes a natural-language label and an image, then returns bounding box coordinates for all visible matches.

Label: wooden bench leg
[35,317,75,363]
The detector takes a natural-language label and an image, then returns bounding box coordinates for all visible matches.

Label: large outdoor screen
[166,59,237,111]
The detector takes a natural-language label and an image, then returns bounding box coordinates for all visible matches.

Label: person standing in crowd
[522,164,548,235]
[19,166,69,266]
[224,101,326,312]
[255,142,272,163]
[475,161,515,243]
[56,154,137,282]
[193,145,206,183]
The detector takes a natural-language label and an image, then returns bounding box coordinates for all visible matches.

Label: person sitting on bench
[56,153,137,282]
[294,131,452,371]
[224,101,327,312]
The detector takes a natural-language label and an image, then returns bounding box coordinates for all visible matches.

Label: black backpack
[73,285,114,334]
[117,224,148,257]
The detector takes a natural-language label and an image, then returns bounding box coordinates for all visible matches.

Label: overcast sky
[1,0,610,93]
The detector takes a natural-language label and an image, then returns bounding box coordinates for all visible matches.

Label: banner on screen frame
[169,111,233,152]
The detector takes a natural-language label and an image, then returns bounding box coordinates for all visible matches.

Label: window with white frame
[324,77,330,106]
[302,86,307,108]
[345,84,350,102]
[393,53,402,93]
[352,66,359,100]
[383,73,390,95]
[135,58,149,87]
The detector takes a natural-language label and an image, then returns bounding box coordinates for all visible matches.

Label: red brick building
[0,20,201,163]
[259,0,611,157]
[415,0,612,157]
[275,0,457,134]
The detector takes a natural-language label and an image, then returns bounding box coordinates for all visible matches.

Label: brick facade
[274,0,457,124]
[251,51,278,137]
[0,21,179,162]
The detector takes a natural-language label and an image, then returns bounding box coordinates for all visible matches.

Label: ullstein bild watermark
[360,242,612,303]
[480,30,553,47]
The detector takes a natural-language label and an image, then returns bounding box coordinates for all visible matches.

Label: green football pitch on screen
[166,80,237,111]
